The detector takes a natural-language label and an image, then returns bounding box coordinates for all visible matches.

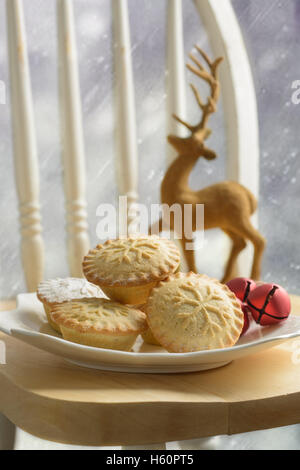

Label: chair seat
[0,297,300,447]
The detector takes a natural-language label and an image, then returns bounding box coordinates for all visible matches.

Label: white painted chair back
[6,0,259,293]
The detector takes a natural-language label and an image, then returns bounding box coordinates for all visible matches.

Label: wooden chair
[8,0,260,292]
[1,0,299,450]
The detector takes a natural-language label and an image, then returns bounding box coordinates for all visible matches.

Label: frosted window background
[0,0,299,298]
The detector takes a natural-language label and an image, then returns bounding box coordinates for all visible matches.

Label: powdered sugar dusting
[37,278,104,304]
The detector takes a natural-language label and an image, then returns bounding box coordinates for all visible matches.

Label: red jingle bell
[247,283,291,326]
[239,300,251,336]
[226,277,256,303]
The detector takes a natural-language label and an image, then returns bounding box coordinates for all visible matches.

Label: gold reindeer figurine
[155,46,265,283]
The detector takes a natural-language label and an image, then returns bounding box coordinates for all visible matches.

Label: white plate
[1,293,300,373]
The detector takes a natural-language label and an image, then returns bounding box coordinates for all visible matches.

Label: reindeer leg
[179,235,197,273]
[234,221,266,280]
[222,230,247,283]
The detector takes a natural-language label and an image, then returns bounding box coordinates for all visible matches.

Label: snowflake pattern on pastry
[172,280,233,336]
[99,239,161,265]
[147,272,244,353]
[51,298,147,334]
[82,236,181,286]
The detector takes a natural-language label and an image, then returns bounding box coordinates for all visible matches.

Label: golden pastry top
[51,298,147,335]
[82,235,180,286]
[37,278,103,305]
[146,272,244,353]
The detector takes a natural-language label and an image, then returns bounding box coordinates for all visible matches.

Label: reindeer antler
[172,46,223,139]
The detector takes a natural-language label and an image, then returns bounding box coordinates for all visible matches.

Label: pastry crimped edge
[42,304,62,333]
[37,278,104,334]
[50,298,147,351]
[82,235,181,287]
[145,271,244,353]
[136,304,162,346]
[141,327,161,346]
[36,277,103,305]
[50,298,147,336]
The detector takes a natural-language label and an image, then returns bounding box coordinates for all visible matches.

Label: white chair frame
[5,0,259,449]
[6,0,259,293]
